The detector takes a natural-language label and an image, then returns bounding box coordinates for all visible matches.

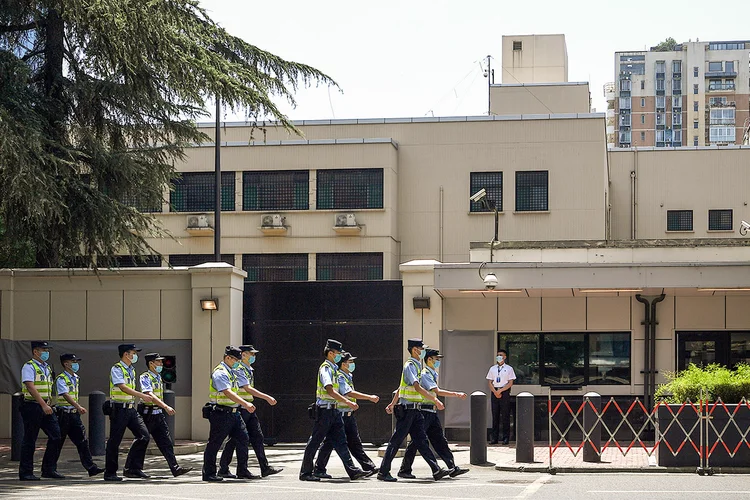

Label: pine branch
[0,22,39,33]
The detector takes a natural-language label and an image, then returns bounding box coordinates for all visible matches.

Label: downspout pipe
[635,295,651,407]
[650,294,666,409]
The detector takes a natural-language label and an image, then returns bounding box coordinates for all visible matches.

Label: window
[710,108,735,125]
[641,98,645,107]
[708,209,733,231]
[242,253,308,281]
[694,121,699,129]
[113,255,161,268]
[693,101,699,112]
[655,61,666,73]
[656,112,665,126]
[640,80,645,90]
[243,170,309,211]
[619,131,631,144]
[588,333,632,385]
[641,114,645,124]
[513,40,522,51]
[170,172,235,212]
[694,84,699,94]
[470,172,502,212]
[672,60,682,73]
[620,114,631,127]
[708,42,746,51]
[121,191,162,213]
[656,79,665,91]
[672,78,681,93]
[709,96,727,106]
[316,252,383,280]
[693,66,699,77]
[515,171,548,212]
[316,168,383,210]
[169,254,235,266]
[672,96,682,108]
[656,96,665,109]
[640,131,646,141]
[709,126,735,143]
[656,129,665,143]
[693,136,699,146]
[709,61,723,72]
[497,334,539,384]
[673,130,682,144]
[726,61,735,73]
[667,210,693,231]
[619,97,631,109]
[709,78,722,90]
[678,331,750,372]
[620,79,631,92]
[673,112,682,126]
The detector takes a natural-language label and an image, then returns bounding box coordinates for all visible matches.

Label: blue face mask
[155,365,163,373]
[433,360,441,369]
[71,363,80,373]
[497,355,504,363]
[232,361,240,369]
[333,353,342,364]
[40,351,50,362]
[418,349,426,360]
[347,362,356,372]
[248,355,256,365]
[131,353,138,364]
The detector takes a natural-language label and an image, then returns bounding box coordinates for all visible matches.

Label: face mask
[434,360,441,369]
[71,363,80,373]
[347,362,356,372]
[248,355,256,365]
[419,349,426,360]
[131,353,138,364]
[232,361,240,369]
[40,351,50,362]
[497,355,505,363]
[155,365,163,373]
[333,353,342,364]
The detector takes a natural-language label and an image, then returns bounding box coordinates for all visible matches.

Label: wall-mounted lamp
[200,298,219,311]
[413,296,431,309]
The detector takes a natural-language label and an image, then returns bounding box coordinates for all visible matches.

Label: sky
[200,0,750,122]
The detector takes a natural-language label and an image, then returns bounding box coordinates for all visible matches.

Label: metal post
[214,96,221,262]
[582,392,601,463]
[164,390,176,445]
[470,391,487,465]
[547,389,553,471]
[487,55,492,116]
[88,391,106,456]
[11,393,24,461]
[515,392,535,463]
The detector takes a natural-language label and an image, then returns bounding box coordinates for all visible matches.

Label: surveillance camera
[470,188,487,203]
[741,220,750,236]
[484,273,498,290]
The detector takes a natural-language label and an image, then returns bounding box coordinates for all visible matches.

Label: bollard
[88,391,106,456]
[164,390,176,445]
[582,392,601,463]
[515,392,535,463]
[11,393,24,462]
[470,391,487,465]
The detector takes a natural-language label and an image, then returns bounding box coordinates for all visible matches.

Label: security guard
[104,344,153,481]
[218,345,283,479]
[314,352,380,478]
[377,338,449,482]
[299,339,368,482]
[50,353,104,477]
[202,346,256,482]
[398,348,468,479]
[128,353,192,477]
[19,341,62,481]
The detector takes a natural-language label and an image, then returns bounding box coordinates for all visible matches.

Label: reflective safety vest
[55,371,78,407]
[209,363,239,407]
[22,360,53,403]
[236,363,254,402]
[399,358,423,403]
[110,361,136,402]
[316,361,338,403]
[141,371,163,406]
[416,367,439,404]
[336,371,356,410]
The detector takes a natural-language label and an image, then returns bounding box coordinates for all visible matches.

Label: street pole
[214,96,221,262]
[487,55,492,116]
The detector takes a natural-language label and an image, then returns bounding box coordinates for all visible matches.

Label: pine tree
[0,0,335,268]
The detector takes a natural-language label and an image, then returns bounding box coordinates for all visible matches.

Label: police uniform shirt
[398,358,421,405]
[235,363,253,388]
[486,363,517,389]
[212,362,239,406]
[421,366,439,393]
[56,371,78,409]
[338,372,353,398]
[111,362,136,386]
[21,359,52,386]
[316,359,338,406]
[139,371,163,413]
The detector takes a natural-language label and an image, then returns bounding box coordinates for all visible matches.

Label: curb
[495,465,750,474]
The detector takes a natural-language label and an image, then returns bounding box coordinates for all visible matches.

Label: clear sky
[200,0,750,121]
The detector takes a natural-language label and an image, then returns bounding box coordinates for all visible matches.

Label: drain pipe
[635,295,651,407]
[650,294,666,409]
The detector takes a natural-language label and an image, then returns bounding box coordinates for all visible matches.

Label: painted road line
[515,474,552,498]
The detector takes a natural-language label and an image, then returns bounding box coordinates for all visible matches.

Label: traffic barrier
[164,390,176,445]
[470,391,487,465]
[88,391,106,456]
[11,393,23,461]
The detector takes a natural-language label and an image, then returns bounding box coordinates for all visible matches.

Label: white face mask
[496,355,505,363]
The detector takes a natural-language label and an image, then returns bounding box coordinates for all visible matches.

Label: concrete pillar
[399,260,442,357]
[583,392,602,463]
[470,391,488,465]
[515,392,535,463]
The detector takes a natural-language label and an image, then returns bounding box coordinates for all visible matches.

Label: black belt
[317,403,336,409]
[56,407,78,414]
[211,404,240,413]
[111,402,135,409]
[401,403,435,411]
[138,404,162,415]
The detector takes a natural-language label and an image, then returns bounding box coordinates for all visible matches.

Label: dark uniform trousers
[491,390,512,442]
[379,408,440,476]
[399,411,454,473]
[126,411,178,472]
[51,410,96,472]
[300,408,359,478]
[203,409,250,478]
[105,406,150,475]
[315,413,377,473]
[219,408,269,474]
[19,402,61,478]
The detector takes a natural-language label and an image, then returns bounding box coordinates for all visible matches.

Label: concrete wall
[501,34,568,84]
[490,83,590,115]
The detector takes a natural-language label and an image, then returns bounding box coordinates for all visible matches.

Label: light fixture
[200,298,219,311]
[413,296,431,309]
[578,288,643,293]
[697,288,750,292]
[459,289,525,294]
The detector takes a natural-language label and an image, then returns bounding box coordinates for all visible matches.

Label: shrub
[655,363,750,404]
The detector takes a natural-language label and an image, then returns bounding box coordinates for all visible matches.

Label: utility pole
[486,55,494,116]
[214,96,221,262]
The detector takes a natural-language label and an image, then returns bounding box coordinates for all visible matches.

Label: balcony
[709,100,735,108]
[708,82,736,92]
[705,71,737,79]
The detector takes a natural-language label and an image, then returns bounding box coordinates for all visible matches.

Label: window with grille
[170,172,235,212]
[121,192,162,213]
[667,210,693,231]
[512,41,522,51]
[242,254,308,282]
[113,255,162,267]
[317,168,383,210]
[169,254,235,267]
[316,253,383,281]
[515,171,548,212]
[242,170,309,211]
[470,172,502,212]
[708,209,733,231]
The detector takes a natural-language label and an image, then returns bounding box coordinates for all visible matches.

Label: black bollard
[164,390,176,445]
[515,392,535,463]
[582,392,601,463]
[470,391,487,465]
[11,393,24,462]
[88,391,106,456]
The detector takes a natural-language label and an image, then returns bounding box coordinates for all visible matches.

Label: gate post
[583,392,601,463]
[470,391,488,465]
[515,392,535,463]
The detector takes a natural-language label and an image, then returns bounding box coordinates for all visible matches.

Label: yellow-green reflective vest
[22,360,53,403]
[141,371,163,406]
[209,363,238,407]
[236,363,254,402]
[55,371,78,407]
[316,361,337,403]
[110,361,136,402]
[399,358,423,403]
[416,367,438,404]
[336,371,356,410]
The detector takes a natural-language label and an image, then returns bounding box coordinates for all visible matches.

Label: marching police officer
[397,348,468,479]
[104,344,153,481]
[50,353,104,477]
[218,345,283,479]
[299,339,368,482]
[314,351,380,478]
[377,338,450,482]
[202,346,256,482]
[19,341,62,481]
[129,353,192,477]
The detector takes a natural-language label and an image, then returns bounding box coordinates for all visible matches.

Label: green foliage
[652,37,678,52]
[656,364,750,404]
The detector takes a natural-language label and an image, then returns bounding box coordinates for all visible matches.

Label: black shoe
[41,471,66,479]
[364,468,378,477]
[350,469,369,480]
[313,470,332,479]
[397,471,416,479]
[19,475,40,481]
[433,468,450,481]
[203,475,224,482]
[262,466,283,477]
[449,466,469,477]
[103,474,122,481]
[88,466,105,477]
[299,473,321,482]
[172,466,193,477]
[377,472,397,482]
[123,469,150,479]
[502,439,509,445]
[237,471,261,480]
[218,470,237,479]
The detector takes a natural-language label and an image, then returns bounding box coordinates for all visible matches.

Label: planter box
[705,403,750,467]
[657,404,702,467]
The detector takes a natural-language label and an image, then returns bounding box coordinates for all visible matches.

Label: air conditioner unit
[187,215,209,228]
[261,214,285,227]
[335,213,357,227]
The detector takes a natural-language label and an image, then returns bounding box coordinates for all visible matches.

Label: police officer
[313,352,380,478]
[104,344,153,481]
[50,353,104,477]
[397,348,468,479]
[202,346,256,482]
[377,338,450,482]
[299,339,368,482]
[218,345,283,479]
[19,341,62,481]
[128,353,192,477]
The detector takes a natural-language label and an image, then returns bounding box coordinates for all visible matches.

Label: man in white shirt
[485,349,516,445]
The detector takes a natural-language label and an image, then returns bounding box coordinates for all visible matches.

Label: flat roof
[490,82,588,88]
[470,238,750,250]
[190,137,399,149]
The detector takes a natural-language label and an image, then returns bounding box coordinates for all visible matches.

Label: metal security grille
[168,254,235,267]
[170,172,235,212]
[121,192,162,213]
[515,171,549,211]
[243,171,309,211]
[708,209,733,231]
[316,253,383,280]
[242,254,308,282]
[667,210,693,231]
[317,169,383,210]
[470,172,503,212]
[113,255,162,267]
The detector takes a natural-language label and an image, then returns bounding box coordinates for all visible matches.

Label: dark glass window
[317,169,383,210]
[667,210,693,231]
[316,253,383,280]
[708,209,733,230]
[470,172,502,212]
[588,333,631,385]
[168,254,235,267]
[515,171,549,212]
[121,192,162,213]
[498,334,539,384]
[242,254,308,282]
[544,334,585,385]
[512,41,522,51]
[113,255,162,267]
[170,172,235,212]
[243,171,309,211]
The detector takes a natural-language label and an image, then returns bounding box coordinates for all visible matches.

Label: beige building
[501,34,569,84]
[490,82,591,115]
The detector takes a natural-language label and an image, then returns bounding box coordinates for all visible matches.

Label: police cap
[407,338,427,350]
[325,339,343,352]
[224,345,242,359]
[31,341,50,350]
[60,353,81,363]
[118,344,142,357]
